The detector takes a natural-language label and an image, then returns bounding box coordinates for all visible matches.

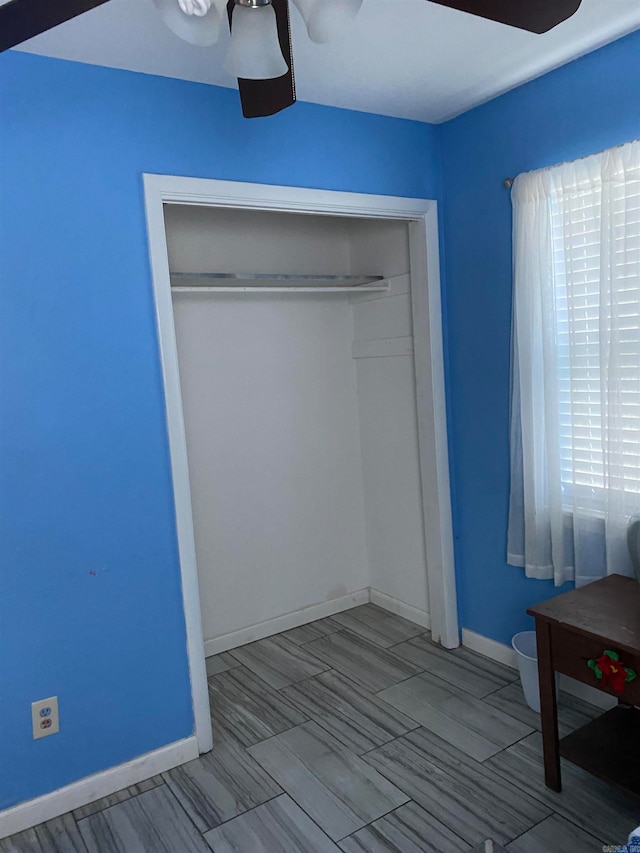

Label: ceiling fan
[0,0,583,118]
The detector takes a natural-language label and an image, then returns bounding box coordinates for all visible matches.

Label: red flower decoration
[587,650,637,695]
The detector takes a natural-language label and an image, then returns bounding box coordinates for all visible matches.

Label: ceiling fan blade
[0,0,111,52]
[427,0,582,33]
[227,0,296,118]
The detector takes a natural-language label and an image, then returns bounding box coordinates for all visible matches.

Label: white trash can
[512,631,542,713]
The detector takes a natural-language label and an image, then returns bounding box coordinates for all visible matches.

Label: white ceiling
[14,0,640,123]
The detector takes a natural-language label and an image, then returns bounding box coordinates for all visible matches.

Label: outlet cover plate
[32,696,59,739]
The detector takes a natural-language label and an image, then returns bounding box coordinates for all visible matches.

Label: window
[507,139,640,587]
[551,165,640,501]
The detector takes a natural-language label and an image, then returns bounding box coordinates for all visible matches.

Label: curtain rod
[503,137,639,190]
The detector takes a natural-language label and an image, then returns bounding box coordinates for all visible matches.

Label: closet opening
[144,175,456,754]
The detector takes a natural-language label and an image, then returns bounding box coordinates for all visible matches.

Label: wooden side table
[527,574,640,795]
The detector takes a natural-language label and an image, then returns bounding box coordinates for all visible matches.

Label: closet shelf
[170,272,388,294]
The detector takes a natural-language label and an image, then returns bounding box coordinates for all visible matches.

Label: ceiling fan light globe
[293,0,362,44]
[153,0,222,45]
[177,0,211,17]
[224,3,288,80]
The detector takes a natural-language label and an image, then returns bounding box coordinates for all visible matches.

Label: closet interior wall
[164,204,430,653]
[349,219,430,625]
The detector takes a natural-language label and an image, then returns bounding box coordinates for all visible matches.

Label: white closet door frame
[143,174,459,755]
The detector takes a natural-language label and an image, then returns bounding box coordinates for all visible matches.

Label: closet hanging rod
[171,284,390,294]
[170,272,389,294]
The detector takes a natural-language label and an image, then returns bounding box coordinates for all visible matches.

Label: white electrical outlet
[32,696,59,740]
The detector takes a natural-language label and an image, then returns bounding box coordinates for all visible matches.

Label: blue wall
[2,27,639,811]
[439,30,640,647]
[0,51,442,809]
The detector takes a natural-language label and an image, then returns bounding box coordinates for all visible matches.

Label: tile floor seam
[482,682,516,698]
[283,666,426,713]
[207,668,314,746]
[75,781,173,824]
[375,671,540,759]
[279,671,426,755]
[294,630,342,647]
[296,705,421,756]
[388,645,518,688]
[501,811,554,847]
[337,798,474,852]
[208,678,305,712]
[246,720,412,842]
[72,780,164,823]
[353,745,506,850]
[357,728,425,759]
[69,815,91,853]
[209,660,318,694]
[545,809,614,846]
[75,781,203,844]
[256,785,346,847]
[284,665,405,703]
[235,716,314,748]
[356,731,426,796]
[385,630,432,649]
[474,754,557,817]
[226,636,332,680]
[152,780,207,837]
[478,726,539,764]
[332,799,417,844]
[476,756,574,826]
[236,719,311,750]
[271,666,340,693]
[201,791,285,833]
[365,666,429,695]
[371,664,483,701]
[507,810,610,849]
[76,784,212,853]
[203,792,342,850]
[303,632,428,692]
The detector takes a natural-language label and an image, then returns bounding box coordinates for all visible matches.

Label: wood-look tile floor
[3,603,637,852]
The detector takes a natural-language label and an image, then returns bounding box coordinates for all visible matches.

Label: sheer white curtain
[508,139,640,587]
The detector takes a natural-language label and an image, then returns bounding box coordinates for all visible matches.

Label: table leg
[535,619,561,791]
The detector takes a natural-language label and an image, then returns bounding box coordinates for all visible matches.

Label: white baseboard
[203,589,370,656]
[369,589,430,629]
[461,628,517,669]
[461,628,616,711]
[0,736,199,840]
